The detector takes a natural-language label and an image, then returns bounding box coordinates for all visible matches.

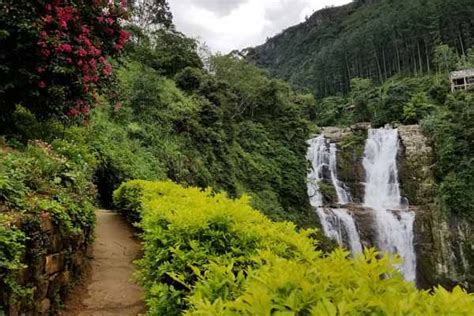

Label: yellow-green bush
[114,180,474,315]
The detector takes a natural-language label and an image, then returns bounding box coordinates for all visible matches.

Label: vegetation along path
[63,210,146,315]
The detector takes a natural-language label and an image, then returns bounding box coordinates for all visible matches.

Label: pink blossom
[58,43,73,53]
[38,81,46,89]
[81,63,90,74]
[89,59,97,71]
[76,48,88,57]
[103,63,113,76]
[36,66,46,74]
[104,27,114,36]
[90,47,101,56]
[67,107,80,117]
[42,15,53,24]
[81,105,90,114]
[81,25,91,35]
[40,49,51,57]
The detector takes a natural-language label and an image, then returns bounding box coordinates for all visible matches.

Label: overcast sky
[168,0,352,53]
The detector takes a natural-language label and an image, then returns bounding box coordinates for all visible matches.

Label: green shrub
[114,180,474,315]
[0,220,28,303]
[422,92,474,220]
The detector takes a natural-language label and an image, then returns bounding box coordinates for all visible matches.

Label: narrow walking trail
[63,210,146,315]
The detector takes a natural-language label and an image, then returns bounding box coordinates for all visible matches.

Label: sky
[168,0,352,53]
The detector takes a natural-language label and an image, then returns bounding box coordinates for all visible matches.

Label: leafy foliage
[422,92,474,221]
[114,180,474,315]
[130,0,173,29]
[128,28,203,77]
[311,74,446,127]
[0,221,27,304]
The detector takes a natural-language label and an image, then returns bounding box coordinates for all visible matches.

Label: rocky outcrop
[398,125,436,205]
[346,204,377,248]
[1,213,92,315]
[322,124,367,203]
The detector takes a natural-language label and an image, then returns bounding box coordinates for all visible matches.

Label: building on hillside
[449,69,474,92]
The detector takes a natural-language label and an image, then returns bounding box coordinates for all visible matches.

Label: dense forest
[1,0,474,314]
[247,0,474,225]
[247,0,474,97]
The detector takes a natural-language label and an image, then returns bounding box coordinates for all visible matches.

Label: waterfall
[363,127,416,282]
[307,135,362,254]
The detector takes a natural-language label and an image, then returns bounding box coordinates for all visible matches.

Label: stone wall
[1,213,93,315]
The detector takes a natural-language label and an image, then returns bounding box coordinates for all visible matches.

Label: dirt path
[63,210,146,316]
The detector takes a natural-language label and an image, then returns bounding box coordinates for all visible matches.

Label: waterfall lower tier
[363,127,416,282]
[374,210,416,281]
[315,207,363,254]
[307,136,362,254]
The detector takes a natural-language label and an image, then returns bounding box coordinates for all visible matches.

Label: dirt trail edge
[63,210,146,316]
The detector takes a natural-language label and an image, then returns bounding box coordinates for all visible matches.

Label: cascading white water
[307,135,362,254]
[363,127,417,282]
[332,208,363,254]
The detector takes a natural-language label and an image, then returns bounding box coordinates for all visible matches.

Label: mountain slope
[246,0,474,97]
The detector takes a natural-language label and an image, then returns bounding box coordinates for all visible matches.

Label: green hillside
[247,0,474,97]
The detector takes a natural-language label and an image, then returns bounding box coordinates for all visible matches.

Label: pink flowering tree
[0,0,130,121]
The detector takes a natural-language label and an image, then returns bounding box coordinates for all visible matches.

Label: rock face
[320,124,473,290]
[0,212,93,315]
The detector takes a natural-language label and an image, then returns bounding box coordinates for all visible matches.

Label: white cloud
[168,0,352,53]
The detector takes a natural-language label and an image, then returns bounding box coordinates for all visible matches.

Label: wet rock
[346,204,377,248]
[321,126,352,142]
